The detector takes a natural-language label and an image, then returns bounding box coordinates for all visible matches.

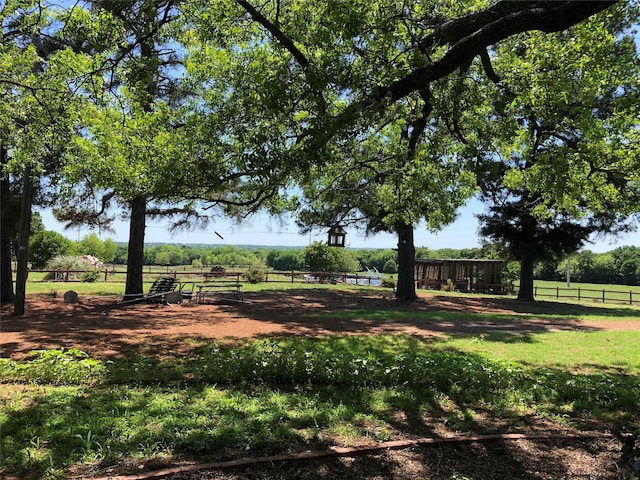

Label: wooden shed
[414,258,506,294]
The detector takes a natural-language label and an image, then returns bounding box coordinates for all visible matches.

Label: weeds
[1,336,638,478]
[0,348,106,385]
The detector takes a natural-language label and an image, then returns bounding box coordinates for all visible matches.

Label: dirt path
[2,289,637,359]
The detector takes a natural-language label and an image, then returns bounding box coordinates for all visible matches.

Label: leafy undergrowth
[1,336,638,479]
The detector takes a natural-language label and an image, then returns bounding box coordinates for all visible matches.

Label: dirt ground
[1,289,638,479]
[2,289,638,360]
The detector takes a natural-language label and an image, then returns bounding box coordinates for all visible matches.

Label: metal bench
[195,283,243,304]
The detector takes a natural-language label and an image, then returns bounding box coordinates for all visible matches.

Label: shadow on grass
[476,332,538,343]
[1,336,638,478]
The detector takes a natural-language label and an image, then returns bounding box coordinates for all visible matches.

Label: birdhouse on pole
[327,225,346,248]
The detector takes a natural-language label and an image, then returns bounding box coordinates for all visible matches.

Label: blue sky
[39,198,640,252]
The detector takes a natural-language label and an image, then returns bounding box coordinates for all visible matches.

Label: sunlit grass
[1,335,638,478]
[437,330,640,375]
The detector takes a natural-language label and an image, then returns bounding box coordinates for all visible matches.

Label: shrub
[243,266,265,284]
[381,277,396,289]
[382,259,397,274]
[82,270,101,283]
[441,279,455,291]
[43,256,90,281]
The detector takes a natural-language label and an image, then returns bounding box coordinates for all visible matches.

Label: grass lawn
[518,279,640,305]
[439,330,640,375]
[1,282,639,479]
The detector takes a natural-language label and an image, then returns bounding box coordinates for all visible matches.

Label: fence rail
[22,268,384,287]
[534,285,640,306]
[22,268,640,305]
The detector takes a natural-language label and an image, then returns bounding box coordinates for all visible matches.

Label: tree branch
[307,1,618,147]
[234,0,309,70]
[480,48,501,84]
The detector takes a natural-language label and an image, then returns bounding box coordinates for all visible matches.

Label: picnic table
[195,282,244,304]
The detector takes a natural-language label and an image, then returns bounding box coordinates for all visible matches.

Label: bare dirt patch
[1,289,638,479]
[2,289,637,359]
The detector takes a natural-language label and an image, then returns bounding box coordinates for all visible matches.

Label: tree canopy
[2,0,632,307]
[466,8,640,299]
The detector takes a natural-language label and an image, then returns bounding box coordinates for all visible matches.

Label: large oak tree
[209,0,620,299]
[0,1,96,309]
[3,1,624,304]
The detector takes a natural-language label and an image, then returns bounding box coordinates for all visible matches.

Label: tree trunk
[517,250,535,301]
[124,195,147,300]
[14,167,33,315]
[0,145,14,304]
[395,222,417,301]
[0,230,14,304]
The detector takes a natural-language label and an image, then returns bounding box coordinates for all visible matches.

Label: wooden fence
[23,269,640,305]
[534,285,640,306]
[23,268,383,287]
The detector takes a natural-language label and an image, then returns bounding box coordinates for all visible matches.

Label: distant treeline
[28,230,639,285]
[129,244,493,274]
[119,243,640,286]
[29,230,490,274]
[535,246,640,286]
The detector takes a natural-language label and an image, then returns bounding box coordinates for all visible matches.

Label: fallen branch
[88,431,614,480]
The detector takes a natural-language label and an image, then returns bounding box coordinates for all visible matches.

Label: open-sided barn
[414,258,506,294]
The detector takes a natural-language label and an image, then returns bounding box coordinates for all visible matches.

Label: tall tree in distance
[468,4,640,300]
[55,0,197,299]
[295,102,476,300]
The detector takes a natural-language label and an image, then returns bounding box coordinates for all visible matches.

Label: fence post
[631,291,633,306]
[534,285,537,297]
[556,286,559,298]
[578,287,581,301]
[602,289,605,303]
[291,270,295,283]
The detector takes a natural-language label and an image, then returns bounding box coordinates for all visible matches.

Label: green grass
[22,269,640,302]
[3,279,639,478]
[21,276,368,296]
[1,334,639,479]
[521,279,640,304]
[439,330,640,375]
